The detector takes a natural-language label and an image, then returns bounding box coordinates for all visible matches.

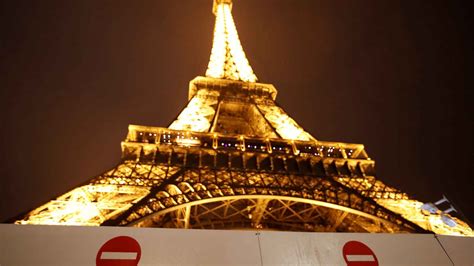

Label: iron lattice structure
[15,0,472,236]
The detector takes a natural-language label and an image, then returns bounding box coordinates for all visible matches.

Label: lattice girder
[16,184,150,226]
[134,198,399,232]
[107,167,422,232]
[167,76,315,141]
[206,1,257,82]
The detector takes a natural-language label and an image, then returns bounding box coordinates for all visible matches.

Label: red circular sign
[96,236,141,266]
[342,240,378,266]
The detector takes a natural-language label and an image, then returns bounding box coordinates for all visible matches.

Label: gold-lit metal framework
[206,0,257,82]
[15,0,473,236]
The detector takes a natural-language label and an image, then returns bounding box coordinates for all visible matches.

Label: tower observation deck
[13,0,473,236]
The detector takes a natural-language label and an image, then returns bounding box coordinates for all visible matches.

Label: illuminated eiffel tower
[15,0,472,236]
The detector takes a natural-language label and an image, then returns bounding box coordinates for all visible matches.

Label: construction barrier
[0,224,472,265]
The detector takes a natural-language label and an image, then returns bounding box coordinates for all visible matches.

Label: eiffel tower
[15,0,472,236]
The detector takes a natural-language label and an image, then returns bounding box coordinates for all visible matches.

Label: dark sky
[1,0,473,224]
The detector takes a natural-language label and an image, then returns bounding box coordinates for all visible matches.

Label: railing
[126,125,369,160]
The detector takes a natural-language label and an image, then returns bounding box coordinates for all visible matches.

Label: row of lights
[134,131,361,159]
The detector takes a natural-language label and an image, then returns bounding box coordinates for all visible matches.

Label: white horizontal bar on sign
[100,252,137,260]
[345,255,376,262]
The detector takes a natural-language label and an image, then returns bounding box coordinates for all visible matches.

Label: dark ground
[0,0,472,224]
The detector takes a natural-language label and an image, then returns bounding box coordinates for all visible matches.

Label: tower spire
[206,0,258,82]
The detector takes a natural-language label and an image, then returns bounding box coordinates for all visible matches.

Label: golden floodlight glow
[14,0,473,237]
[257,103,314,141]
[206,0,258,82]
[16,184,150,226]
[376,199,473,236]
[168,91,218,132]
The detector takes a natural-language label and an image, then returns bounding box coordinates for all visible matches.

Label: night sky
[1,0,473,224]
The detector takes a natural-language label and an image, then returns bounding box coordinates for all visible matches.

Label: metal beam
[251,198,270,228]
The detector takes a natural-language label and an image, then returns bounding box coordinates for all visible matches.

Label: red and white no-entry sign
[342,240,378,266]
[96,236,141,266]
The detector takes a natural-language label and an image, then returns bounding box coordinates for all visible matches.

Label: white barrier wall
[0,224,472,265]
[258,231,452,265]
[0,225,260,266]
[436,235,474,265]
